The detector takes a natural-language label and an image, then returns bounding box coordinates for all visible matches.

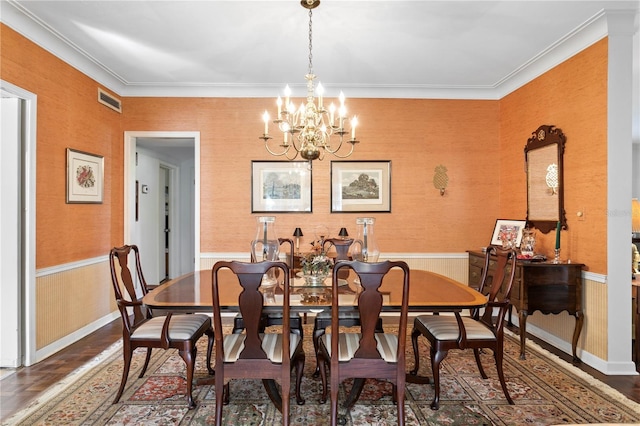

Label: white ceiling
[3,0,638,101]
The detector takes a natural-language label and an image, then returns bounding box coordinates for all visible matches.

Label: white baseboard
[511,318,638,376]
[34,311,120,364]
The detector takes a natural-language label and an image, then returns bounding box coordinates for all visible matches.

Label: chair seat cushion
[131,314,210,340]
[223,333,301,363]
[316,311,361,320]
[320,333,398,362]
[415,315,496,341]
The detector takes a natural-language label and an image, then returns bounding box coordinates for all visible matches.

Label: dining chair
[317,260,410,426]
[410,246,517,410]
[233,238,304,338]
[109,245,214,409]
[311,238,384,377]
[211,260,305,425]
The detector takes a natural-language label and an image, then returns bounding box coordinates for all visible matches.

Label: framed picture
[490,219,527,247]
[66,148,104,204]
[251,161,312,213]
[331,161,391,212]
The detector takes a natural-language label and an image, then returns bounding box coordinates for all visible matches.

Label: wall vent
[97,88,122,113]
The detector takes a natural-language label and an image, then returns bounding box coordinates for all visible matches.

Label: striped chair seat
[416,315,496,341]
[223,333,301,363]
[320,332,399,362]
[316,310,361,320]
[131,314,211,340]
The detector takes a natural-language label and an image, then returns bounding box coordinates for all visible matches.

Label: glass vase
[351,217,380,262]
[250,216,279,291]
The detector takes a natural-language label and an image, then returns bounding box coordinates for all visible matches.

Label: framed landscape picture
[331,160,391,213]
[66,148,104,204]
[251,161,312,213]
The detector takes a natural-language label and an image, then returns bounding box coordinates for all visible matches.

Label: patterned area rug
[4,325,640,425]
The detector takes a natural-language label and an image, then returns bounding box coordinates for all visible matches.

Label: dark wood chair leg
[430,346,448,410]
[396,384,406,425]
[215,374,225,424]
[318,351,329,404]
[223,383,230,405]
[295,353,306,405]
[113,348,133,404]
[138,347,153,378]
[205,328,215,375]
[410,327,421,375]
[178,346,198,409]
[473,348,488,379]
[262,379,283,412]
[312,324,325,377]
[494,348,514,404]
[344,377,366,411]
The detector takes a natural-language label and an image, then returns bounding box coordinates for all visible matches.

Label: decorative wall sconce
[545,163,559,195]
[293,227,303,254]
[433,165,449,196]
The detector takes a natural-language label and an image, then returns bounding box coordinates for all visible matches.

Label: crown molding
[0,2,617,100]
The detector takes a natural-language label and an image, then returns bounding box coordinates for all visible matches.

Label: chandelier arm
[324,142,358,159]
[263,141,294,158]
[320,138,345,154]
[284,149,300,161]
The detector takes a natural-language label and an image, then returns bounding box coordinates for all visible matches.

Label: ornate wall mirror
[524,125,566,233]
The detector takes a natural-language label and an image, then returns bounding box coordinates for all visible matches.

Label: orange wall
[1,25,124,268]
[123,97,501,254]
[499,38,608,273]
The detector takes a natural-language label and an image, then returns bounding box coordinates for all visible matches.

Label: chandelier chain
[308,10,313,75]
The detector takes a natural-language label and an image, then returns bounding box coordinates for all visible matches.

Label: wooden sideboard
[468,250,584,362]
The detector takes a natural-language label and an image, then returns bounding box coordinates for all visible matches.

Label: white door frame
[1,80,37,367]
[124,131,200,271]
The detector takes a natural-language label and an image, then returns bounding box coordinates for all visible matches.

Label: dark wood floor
[1,319,639,422]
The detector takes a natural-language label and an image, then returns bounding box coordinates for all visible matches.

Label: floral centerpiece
[300,240,333,285]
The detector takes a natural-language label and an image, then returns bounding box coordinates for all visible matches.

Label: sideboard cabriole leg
[571,311,584,364]
[519,310,528,360]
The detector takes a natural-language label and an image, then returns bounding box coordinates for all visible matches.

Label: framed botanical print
[66,148,104,204]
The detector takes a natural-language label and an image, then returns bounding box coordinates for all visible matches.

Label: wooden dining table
[142,268,487,313]
[142,267,486,406]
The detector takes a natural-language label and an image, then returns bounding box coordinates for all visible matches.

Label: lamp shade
[293,227,304,237]
[338,227,349,237]
[632,198,640,233]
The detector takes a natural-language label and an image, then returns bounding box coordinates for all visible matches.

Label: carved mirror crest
[524,125,566,233]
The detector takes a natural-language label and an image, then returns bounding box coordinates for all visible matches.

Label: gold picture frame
[66,148,104,204]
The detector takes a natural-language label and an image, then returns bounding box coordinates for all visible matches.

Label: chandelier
[259,0,359,163]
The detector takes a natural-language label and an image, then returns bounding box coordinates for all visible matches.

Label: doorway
[124,131,199,286]
[0,80,37,367]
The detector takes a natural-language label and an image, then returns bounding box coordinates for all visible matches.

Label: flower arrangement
[300,240,333,276]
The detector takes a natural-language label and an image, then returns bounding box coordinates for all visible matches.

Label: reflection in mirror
[525,125,566,234]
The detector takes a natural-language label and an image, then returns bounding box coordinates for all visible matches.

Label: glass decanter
[351,217,380,262]
[250,216,279,291]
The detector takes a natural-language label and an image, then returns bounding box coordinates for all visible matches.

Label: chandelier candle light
[259,0,359,164]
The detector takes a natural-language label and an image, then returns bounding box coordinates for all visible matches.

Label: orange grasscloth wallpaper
[1,24,607,274]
